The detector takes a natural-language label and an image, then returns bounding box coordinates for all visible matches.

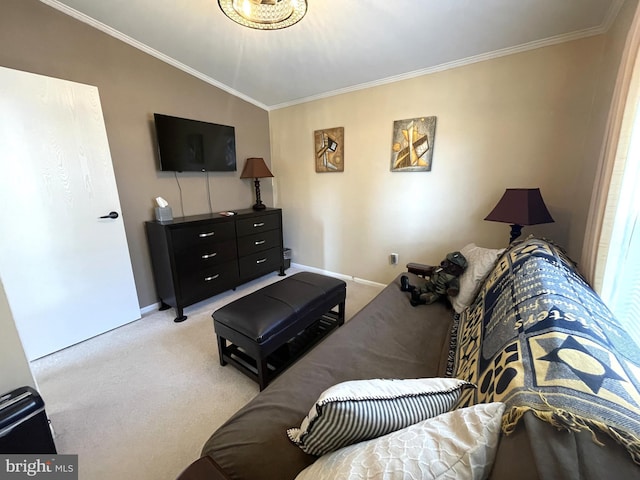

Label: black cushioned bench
[213,272,346,390]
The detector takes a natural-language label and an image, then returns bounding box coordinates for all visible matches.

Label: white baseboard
[140,302,161,316]
[290,263,386,288]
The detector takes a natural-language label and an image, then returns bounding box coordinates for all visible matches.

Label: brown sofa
[177,239,640,480]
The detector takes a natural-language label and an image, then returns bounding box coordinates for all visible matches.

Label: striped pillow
[287,377,476,456]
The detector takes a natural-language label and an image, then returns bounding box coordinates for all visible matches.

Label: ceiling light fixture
[218,0,307,30]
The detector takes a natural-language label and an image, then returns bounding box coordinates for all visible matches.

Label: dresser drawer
[236,213,280,237]
[236,229,281,257]
[171,221,236,251]
[145,209,283,321]
[238,247,281,279]
[175,239,237,274]
[178,260,239,305]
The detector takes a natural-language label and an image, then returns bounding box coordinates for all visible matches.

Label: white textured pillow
[295,402,506,480]
[451,243,505,313]
[287,378,475,456]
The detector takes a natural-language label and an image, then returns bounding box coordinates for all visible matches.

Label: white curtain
[581,4,640,344]
[582,4,640,290]
[601,121,640,344]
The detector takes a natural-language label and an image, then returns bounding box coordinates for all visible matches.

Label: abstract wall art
[314,127,344,173]
[390,117,437,172]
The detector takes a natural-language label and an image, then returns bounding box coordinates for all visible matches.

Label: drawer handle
[254,240,266,245]
[253,222,265,228]
[202,252,218,259]
[204,274,220,282]
[256,258,267,264]
[199,232,215,238]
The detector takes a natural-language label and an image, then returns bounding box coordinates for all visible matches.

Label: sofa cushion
[287,377,475,456]
[294,402,506,480]
[450,243,505,313]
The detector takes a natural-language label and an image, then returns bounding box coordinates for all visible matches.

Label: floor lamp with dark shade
[240,157,274,210]
[484,188,554,244]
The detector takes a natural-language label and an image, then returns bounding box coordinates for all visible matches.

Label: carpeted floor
[30,267,384,480]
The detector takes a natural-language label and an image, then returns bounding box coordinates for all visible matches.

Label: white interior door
[0,66,140,360]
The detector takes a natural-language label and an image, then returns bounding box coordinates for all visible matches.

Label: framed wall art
[314,127,344,172]
[390,116,437,172]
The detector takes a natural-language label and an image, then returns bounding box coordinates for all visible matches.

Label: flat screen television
[153,113,237,172]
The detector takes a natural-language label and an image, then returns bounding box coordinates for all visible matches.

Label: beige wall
[0,278,36,393]
[0,0,272,309]
[270,35,620,285]
[0,0,634,312]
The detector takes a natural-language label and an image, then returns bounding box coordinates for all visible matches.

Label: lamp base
[509,224,523,244]
[251,178,267,211]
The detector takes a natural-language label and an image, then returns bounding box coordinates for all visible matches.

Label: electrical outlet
[390,253,399,265]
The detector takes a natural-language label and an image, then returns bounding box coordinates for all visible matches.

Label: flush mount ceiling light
[219,0,307,30]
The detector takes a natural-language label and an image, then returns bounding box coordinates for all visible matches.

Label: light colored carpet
[30,267,384,480]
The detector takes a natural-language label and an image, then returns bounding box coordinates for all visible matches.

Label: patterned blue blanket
[448,237,640,464]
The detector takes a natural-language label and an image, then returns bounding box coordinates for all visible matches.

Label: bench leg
[337,300,345,326]
[217,336,228,366]
[257,356,269,391]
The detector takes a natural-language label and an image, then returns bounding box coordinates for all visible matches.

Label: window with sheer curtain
[601,104,640,346]
[582,4,640,348]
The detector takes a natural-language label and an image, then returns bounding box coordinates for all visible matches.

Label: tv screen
[153,113,237,172]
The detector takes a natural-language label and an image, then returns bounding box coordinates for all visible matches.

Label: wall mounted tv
[153,113,237,172]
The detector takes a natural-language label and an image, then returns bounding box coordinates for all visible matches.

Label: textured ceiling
[43,0,623,110]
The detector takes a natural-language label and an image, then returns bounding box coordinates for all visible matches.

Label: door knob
[99,211,119,219]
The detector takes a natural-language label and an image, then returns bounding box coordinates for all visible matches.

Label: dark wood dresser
[145,208,285,322]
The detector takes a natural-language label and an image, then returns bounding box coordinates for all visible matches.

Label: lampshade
[485,188,554,244]
[485,188,554,225]
[218,0,307,30]
[240,158,274,179]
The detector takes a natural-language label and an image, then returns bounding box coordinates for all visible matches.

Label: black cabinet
[145,208,285,322]
[0,387,57,454]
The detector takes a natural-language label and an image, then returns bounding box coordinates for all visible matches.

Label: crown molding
[602,0,625,31]
[40,0,622,112]
[270,22,614,110]
[40,0,270,111]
